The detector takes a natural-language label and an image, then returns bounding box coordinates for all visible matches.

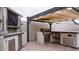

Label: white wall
[0,8,3,32]
[21,21,27,45]
[29,20,79,41]
[52,20,79,31]
[21,19,49,43]
[29,22,49,41]
[21,21,49,41]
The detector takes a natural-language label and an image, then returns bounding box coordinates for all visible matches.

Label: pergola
[27,7,79,42]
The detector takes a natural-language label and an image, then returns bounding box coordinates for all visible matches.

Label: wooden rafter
[31,7,67,19]
[57,10,79,18]
[32,9,79,23]
[67,9,79,16]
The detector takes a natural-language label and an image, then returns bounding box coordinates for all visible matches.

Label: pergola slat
[30,7,67,19]
[32,9,79,23]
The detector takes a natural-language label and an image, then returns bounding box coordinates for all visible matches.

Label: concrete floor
[20,41,79,51]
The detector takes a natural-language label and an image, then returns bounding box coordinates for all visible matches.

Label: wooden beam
[67,9,79,16]
[72,7,79,13]
[36,18,72,23]
[58,10,79,18]
[32,19,49,22]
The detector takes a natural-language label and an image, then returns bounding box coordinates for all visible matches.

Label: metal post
[49,23,52,32]
[49,22,53,42]
[27,17,31,42]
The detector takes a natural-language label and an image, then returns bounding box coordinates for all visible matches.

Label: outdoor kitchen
[27,7,79,49]
[36,27,79,48]
[0,7,23,51]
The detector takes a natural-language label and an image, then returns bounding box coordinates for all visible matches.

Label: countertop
[51,30,79,34]
[0,32,24,38]
[40,30,79,34]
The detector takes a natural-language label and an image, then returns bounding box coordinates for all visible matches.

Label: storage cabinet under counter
[37,31,50,44]
[0,35,18,51]
[60,33,78,48]
[51,32,60,44]
[37,30,79,48]
[0,32,23,51]
[51,31,79,48]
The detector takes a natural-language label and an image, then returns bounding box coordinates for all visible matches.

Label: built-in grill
[43,32,50,43]
[52,32,60,44]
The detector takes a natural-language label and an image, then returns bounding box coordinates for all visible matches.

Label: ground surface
[20,41,79,51]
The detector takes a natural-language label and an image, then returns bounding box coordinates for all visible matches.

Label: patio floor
[20,41,79,51]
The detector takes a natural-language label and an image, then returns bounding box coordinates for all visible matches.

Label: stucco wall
[0,8,3,32]
[21,21,27,45]
[52,20,79,31]
[29,22,49,41]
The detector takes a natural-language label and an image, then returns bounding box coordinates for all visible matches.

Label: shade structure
[27,7,79,42]
[32,8,79,23]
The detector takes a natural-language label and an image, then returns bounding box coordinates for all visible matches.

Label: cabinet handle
[68,34,72,37]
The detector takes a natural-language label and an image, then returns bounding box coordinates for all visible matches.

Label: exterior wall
[21,21,27,45]
[18,16,22,32]
[0,8,3,32]
[29,22,49,41]
[29,20,79,41]
[0,8,5,32]
[3,8,8,33]
[0,8,3,20]
[77,34,79,48]
[52,20,79,31]
[0,37,4,50]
